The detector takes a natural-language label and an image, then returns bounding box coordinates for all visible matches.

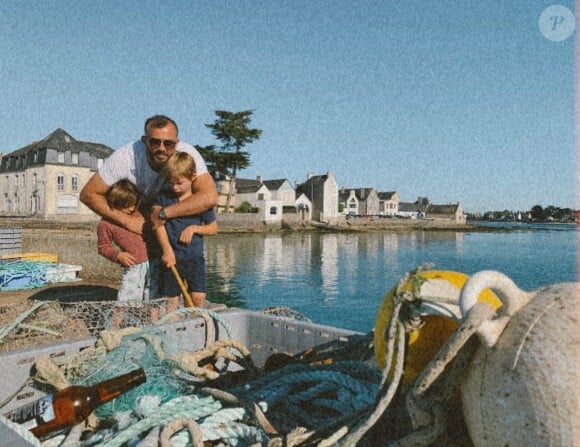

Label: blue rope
[0,260,56,290]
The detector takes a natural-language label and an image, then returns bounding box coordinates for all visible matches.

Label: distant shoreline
[1,215,569,234]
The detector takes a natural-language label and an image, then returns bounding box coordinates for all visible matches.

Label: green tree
[206,110,262,212]
[236,201,254,213]
[530,205,544,220]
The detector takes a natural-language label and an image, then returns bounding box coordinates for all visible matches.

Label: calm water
[204,225,577,332]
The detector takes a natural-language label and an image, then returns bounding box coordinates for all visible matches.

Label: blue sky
[0,1,575,213]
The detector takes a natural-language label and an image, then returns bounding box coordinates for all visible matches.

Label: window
[33,152,38,163]
[57,152,65,163]
[71,175,78,192]
[57,174,65,192]
[270,206,278,215]
[97,158,104,169]
[258,193,264,200]
[71,153,79,164]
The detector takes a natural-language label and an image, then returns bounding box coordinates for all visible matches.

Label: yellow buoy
[374,270,501,385]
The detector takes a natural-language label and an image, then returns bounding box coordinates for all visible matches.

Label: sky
[0,1,575,213]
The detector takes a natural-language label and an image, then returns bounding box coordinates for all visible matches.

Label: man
[80,115,218,233]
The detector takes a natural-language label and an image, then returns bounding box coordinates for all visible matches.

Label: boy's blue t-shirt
[153,188,216,260]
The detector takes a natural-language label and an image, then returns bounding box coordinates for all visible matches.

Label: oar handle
[170,265,195,308]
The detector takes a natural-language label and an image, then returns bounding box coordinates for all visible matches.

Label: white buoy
[459,272,579,446]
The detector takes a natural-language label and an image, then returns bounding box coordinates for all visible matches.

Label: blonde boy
[152,152,217,308]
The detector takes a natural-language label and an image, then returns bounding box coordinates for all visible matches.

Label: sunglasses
[145,137,177,150]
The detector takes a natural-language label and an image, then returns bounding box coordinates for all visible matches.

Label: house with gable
[426,203,466,224]
[236,177,284,222]
[339,187,379,216]
[295,192,312,221]
[296,172,339,222]
[396,197,466,223]
[378,191,400,216]
[236,178,272,208]
[397,197,429,219]
[397,202,422,219]
[0,129,113,219]
[262,177,296,208]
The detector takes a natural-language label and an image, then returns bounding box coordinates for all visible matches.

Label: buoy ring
[374,270,500,385]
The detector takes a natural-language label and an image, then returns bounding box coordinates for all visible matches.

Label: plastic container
[0,308,358,445]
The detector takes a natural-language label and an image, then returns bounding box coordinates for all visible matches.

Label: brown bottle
[6,368,146,439]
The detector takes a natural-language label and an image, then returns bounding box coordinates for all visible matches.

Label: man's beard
[147,150,169,171]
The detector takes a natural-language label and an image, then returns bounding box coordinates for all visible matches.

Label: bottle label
[5,395,55,425]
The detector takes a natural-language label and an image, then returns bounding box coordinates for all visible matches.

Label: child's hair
[162,151,197,181]
[105,179,141,210]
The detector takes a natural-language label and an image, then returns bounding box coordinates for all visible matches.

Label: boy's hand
[117,252,136,267]
[161,250,176,268]
[179,226,197,244]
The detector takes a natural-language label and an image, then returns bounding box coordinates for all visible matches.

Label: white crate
[45,264,82,283]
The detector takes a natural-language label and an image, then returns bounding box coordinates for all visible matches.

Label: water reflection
[204,229,575,332]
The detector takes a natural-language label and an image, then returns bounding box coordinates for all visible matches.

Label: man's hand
[123,213,146,234]
[81,173,144,234]
[117,252,136,267]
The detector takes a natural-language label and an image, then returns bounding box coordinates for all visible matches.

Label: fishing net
[77,330,191,419]
[0,279,383,446]
[30,324,380,446]
[259,306,312,322]
[0,297,187,353]
[0,260,54,290]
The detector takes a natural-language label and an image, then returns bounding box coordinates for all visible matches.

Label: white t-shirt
[99,140,209,202]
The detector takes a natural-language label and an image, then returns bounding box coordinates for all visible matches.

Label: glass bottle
[6,368,146,439]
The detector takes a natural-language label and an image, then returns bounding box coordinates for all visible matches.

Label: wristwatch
[158,208,167,220]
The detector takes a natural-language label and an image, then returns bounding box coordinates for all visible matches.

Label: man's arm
[80,173,145,234]
[150,172,218,229]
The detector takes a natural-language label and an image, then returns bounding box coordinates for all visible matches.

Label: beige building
[339,187,380,216]
[427,203,466,224]
[0,129,113,219]
[296,172,339,222]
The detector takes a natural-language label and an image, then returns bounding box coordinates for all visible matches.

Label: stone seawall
[0,214,472,233]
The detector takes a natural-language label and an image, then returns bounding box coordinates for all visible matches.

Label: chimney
[256,175,263,183]
[307,172,315,180]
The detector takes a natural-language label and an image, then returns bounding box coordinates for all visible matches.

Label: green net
[78,330,190,419]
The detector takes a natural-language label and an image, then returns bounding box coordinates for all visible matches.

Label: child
[97,179,152,304]
[152,151,217,308]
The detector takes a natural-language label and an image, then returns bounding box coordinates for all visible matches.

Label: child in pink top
[97,180,153,302]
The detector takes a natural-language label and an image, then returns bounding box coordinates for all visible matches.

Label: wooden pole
[170,265,195,308]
